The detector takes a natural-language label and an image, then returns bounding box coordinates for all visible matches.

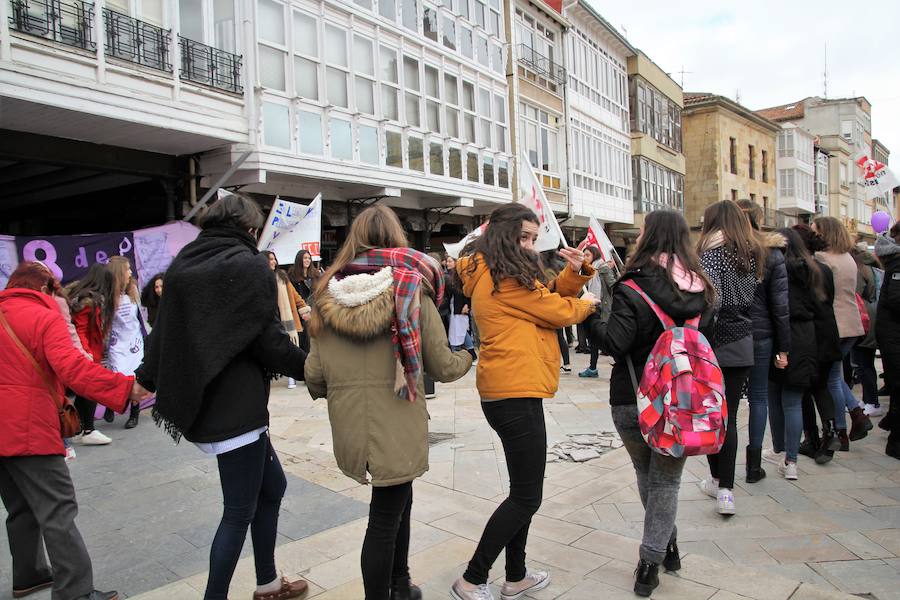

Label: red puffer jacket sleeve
[43,314,133,415]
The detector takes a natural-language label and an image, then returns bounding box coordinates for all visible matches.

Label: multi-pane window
[571,118,631,199]
[444,73,460,139]
[263,102,291,148]
[293,11,319,100]
[425,64,441,132]
[494,93,507,152]
[403,56,421,127]
[423,6,438,42]
[515,9,560,92]
[409,135,425,172]
[258,0,287,91]
[359,125,379,164]
[429,142,444,175]
[568,28,629,130]
[479,87,492,148]
[488,0,501,35]
[778,169,795,197]
[324,23,349,108]
[441,14,456,49]
[353,35,375,114]
[632,156,683,213]
[298,110,323,155]
[629,77,682,152]
[520,102,561,189]
[462,81,476,143]
[330,117,353,159]
[386,130,404,167]
[401,0,417,31]
[380,45,400,121]
[476,34,489,68]
[459,25,473,58]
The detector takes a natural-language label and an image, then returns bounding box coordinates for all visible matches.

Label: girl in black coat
[766,229,827,481]
[793,224,842,463]
[588,210,716,597]
[874,225,900,460]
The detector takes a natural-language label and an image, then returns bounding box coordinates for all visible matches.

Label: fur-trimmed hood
[761,231,787,249]
[316,267,395,340]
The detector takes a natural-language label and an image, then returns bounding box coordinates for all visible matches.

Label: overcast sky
[592,0,900,159]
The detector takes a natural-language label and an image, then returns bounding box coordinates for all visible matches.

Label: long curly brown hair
[460,203,547,293]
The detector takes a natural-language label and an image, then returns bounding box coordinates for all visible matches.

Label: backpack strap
[621,279,676,330]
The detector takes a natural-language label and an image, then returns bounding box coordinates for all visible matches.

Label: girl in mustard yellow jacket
[452,203,598,600]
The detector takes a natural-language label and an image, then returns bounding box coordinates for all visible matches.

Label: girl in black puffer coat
[874,225,900,460]
[766,229,827,481]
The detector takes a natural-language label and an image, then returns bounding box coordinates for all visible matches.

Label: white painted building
[207,0,514,219]
[560,0,633,227]
[0,0,248,160]
[814,147,829,216]
[775,123,816,216]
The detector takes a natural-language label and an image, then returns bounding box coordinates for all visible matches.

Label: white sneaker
[699,477,719,498]
[864,403,885,417]
[451,579,494,600]
[761,448,784,466]
[65,447,76,462]
[779,461,799,480]
[287,377,296,389]
[717,489,736,515]
[424,393,437,399]
[79,430,112,445]
[501,570,550,600]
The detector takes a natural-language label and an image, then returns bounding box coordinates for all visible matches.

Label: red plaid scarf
[341,248,444,402]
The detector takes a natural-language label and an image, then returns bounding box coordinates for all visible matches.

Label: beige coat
[304,270,472,486]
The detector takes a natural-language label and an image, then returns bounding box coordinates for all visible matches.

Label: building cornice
[684,93,780,134]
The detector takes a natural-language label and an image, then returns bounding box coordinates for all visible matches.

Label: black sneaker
[663,540,681,572]
[103,409,115,423]
[634,560,659,597]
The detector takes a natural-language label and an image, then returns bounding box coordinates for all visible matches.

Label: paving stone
[715,538,779,566]
[675,554,799,599]
[830,531,895,559]
[861,529,900,556]
[758,535,857,563]
[787,582,859,600]
[810,559,900,596]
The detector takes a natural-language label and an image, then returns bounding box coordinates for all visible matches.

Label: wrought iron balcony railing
[8,0,94,50]
[179,35,243,94]
[516,43,565,86]
[103,8,171,72]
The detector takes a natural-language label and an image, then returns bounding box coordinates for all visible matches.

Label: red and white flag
[579,216,622,272]
[516,152,566,252]
[855,154,900,200]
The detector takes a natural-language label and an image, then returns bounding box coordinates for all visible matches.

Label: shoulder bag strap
[0,307,64,411]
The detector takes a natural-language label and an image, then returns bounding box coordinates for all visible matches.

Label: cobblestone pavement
[3,351,899,599]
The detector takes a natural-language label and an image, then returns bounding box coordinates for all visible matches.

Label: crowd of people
[1,195,898,600]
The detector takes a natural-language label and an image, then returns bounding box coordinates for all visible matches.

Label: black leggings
[706,367,750,490]
[803,363,836,434]
[464,398,546,585]
[73,395,95,433]
[556,330,570,366]
[361,483,413,600]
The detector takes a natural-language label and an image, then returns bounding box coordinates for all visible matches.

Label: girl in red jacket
[67,262,119,446]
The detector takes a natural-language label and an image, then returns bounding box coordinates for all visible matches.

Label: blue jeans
[451,332,475,352]
[827,338,861,429]
[205,433,286,599]
[747,337,774,449]
[768,382,804,462]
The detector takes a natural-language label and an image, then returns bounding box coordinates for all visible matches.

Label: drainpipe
[561,0,576,224]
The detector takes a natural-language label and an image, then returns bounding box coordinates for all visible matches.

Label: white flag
[257,194,323,264]
[444,222,487,259]
[855,153,900,200]
[578,216,622,273]
[516,152,566,252]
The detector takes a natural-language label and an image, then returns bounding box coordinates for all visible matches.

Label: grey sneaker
[500,571,551,600]
[451,578,494,600]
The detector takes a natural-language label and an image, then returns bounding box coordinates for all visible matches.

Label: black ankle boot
[634,560,659,597]
[125,404,140,429]
[838,429,850,451]
[745,446,766,483]
[390,579,422,600]
[821,420,841,451]
[887,433,900,461]
[663,539,681,572]
[103,408,115,423]
[798,432,819,458]
[467,348,478,362]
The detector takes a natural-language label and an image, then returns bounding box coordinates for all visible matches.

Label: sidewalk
[4,351,899,599]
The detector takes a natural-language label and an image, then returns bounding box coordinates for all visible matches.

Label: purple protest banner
[15,231,137,284]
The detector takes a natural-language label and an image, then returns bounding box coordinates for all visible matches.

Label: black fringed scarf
[140,227,276,442]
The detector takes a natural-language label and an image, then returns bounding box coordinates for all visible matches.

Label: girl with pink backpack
[587,210,716,597]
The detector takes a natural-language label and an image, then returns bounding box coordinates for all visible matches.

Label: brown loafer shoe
[12,578,53,598]
[252,577,308,600]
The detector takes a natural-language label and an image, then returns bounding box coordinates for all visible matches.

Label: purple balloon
[872,210,891,234]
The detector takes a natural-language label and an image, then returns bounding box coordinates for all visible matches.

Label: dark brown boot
[849,406,873,441]
[838,429,850,451]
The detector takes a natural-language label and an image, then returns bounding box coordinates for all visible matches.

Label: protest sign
[856,153,900,200]
[444,223,488,259]
[16,231,136,285]
[258,194,323,264]
[516,152,565,252]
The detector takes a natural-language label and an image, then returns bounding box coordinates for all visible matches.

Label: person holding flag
[578,245,617,378]
[450,203,599,600]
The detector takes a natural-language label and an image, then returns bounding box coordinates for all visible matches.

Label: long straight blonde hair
[107,256,138,304]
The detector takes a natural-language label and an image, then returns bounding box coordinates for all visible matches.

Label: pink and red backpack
[622,279,727,457]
